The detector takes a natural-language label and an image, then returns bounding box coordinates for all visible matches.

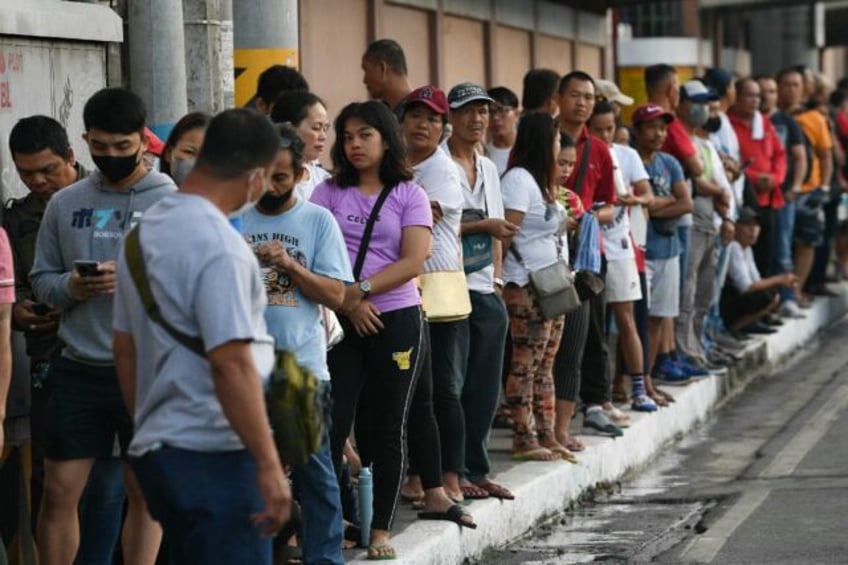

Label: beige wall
[299,0,368,167]
[443,15,486,89]
[384,4,432,88]
[534,34,573,77]
[494,25,531,98]
[575,42,602,79]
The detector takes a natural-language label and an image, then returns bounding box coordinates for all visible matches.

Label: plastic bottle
[358,466,373,547]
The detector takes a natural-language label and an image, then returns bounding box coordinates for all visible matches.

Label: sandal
[540,441,578,463]
[511,446,558,461]
[459,482,490,500]
[647,389,669,407]
[564,435,586,452]
[472,479,515,500]
[367,543,396,561]
[418,503,477,529]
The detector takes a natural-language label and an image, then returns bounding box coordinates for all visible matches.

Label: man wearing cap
[721,207,798,333]
[596,79,635,120]
[632,104,694,396]
[729,77,787,279]
[445,82,515,500]
[555,70,623,437]
[704,68,746,205]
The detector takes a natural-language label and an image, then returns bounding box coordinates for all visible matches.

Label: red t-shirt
[565,126,617,210]
[729,110,787,209]
[662,117,697,165]
[0,228,14,304]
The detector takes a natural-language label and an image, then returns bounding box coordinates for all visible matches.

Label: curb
[347,285,848,564]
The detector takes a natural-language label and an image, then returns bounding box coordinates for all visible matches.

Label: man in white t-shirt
[588,100,657,412]
[486,86,519,175]
[446,82,517,499]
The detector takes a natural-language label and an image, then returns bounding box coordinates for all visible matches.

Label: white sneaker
[779,300,805,319]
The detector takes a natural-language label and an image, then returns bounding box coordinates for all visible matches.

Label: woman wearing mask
[272,91,332,200]
[501,112,573,462]
[159,112,210,185]
[311,101,473,561]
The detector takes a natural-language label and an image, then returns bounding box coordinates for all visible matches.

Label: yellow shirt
[794,109,832,192]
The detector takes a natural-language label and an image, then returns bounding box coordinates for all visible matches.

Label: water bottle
[358,466,373,547]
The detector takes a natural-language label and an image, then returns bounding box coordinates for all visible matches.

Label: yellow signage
[234,48,299,108]
[617,66,695,125]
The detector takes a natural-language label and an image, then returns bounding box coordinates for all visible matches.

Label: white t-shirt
[501,167,565,287]
[486,142,512,176]
[114,193,275,456]
[711,113,745,205]
[294,162,331,201]
[603,144,649,261]
[413,149,464,272]
[726,240,761,293]
[448,147,505,294]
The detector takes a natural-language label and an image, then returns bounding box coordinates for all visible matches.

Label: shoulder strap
[572,135,592,196]
[125,226,206,358]
[352,186,393,280]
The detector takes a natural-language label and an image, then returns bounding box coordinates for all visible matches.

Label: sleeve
[311,210,354,283]
[727,242,753,292]
[666,121,698,161]
[193,253,262,352]
[484,161,506,219]
[787,117,805,147]
[666,154,686,184]
[814,114,833,150]
[625,148,650,184]
[0,228,14,304]
[112,247,132,333]
[29,196,76,309]
[308,180,333,210]
[595,146,618,205]
[400,183,434,229]
[501,169,533,213]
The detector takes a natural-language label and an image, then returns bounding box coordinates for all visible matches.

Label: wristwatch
[358,279,372,297]
[493,277,505,287]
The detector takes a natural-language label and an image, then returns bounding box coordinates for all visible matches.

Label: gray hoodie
[30,169,176,365]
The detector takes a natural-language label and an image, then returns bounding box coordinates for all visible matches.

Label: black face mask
[703,116,722,134]
[258,190,294,211]
[93,152,141,184]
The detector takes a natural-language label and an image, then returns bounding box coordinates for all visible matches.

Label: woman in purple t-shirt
[311,101,474,559]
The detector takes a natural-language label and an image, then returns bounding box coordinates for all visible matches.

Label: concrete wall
[443,15,487,89]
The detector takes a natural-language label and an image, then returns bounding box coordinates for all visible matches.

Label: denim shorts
[795,189,826,247]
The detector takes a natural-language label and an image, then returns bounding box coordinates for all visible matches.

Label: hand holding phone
[69,260,117,301]
[74,260,100,277]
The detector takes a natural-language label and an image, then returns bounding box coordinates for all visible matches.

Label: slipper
[418,503,477,529]
[460,483,490,500]
[473,479,515,500]
[400,490,424,504]
[511,447,557,461]
[564,436,586,452]
[647,389,669,407]
[550,446,578,464]
[367,543,396,560]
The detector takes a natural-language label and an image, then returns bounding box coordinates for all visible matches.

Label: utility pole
[183,0,224,113]
[233,0,299,107]
[128,0,188,139]
[219,0,235,109]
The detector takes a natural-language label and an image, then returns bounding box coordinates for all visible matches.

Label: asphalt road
[485,319,848,564]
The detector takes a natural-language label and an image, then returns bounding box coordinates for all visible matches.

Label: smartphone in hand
[74,260,100,277]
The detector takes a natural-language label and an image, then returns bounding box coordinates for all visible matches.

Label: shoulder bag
[124,225,325,467]
[571,135,606,301]
[419,239,472,323]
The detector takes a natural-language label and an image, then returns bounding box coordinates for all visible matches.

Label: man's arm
[256,242,344,310]
[113,330,137,414]
[789,144,808,193]
[818,145,834,189]
[650,179,694,218]
[29,202,76,309]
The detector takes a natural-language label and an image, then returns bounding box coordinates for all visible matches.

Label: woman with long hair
[159,111,211,185]
[311,101,473,561]
[501,112,574,462]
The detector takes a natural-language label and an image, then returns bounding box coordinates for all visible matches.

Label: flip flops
[511,447,558,461]
[367,543,396,560]
[460,483,490,500]
[418,503,477,529]
[473,479,515,500]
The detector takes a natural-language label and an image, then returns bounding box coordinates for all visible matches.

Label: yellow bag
[419,270,472,323]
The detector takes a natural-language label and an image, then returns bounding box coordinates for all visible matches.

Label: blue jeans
[773,200,796,302]
[290,387,344,565]
[677,225,692,295]
[75,459,125,565]
[131,448,271,565]
[459,291,508,482]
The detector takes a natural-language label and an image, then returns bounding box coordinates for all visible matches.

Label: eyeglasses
[492,105,515,115]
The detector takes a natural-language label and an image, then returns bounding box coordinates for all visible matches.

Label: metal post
[232,0,298,108]
[128,0,188,140]
[219,0,235,109]
[183,0,224,113]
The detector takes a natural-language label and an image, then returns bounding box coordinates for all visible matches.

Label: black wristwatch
[358,279,372,297]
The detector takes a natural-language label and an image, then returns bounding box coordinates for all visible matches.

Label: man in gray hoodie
[30,88,174,565]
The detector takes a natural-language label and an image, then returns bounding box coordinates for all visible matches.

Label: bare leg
[37,458,94,565]
[795,243,816,301]
[121,464,162,565]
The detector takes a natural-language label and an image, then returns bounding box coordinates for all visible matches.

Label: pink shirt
[311,180,432,313]
[0,228,14,304]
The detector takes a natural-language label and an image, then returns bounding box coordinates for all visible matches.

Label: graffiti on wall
[0,49,24,109]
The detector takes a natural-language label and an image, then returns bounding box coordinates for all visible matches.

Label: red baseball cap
[401,85,449,116]
[144,127,165,156]
[631,103,674,126]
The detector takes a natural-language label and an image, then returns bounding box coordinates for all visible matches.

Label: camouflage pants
[503,285,565,451]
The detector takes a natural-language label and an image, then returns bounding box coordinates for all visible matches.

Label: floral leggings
[503,284,565,451]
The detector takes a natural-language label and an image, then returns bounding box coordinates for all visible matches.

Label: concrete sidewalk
[346,284,848,564]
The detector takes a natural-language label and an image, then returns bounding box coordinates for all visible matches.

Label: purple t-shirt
[310,180,432,313]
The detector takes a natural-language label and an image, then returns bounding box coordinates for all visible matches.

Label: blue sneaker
[652,358,692,385]
[631,394,658,412]
[673,357,709,377]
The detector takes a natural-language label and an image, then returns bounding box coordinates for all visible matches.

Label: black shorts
[720,286,775,328]
[43,357,133,460]
[794,190,826,247]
